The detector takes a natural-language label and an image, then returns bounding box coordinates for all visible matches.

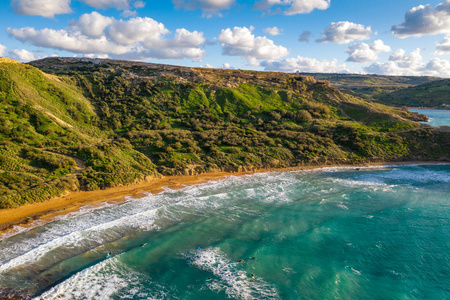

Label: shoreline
[0,161,447,239]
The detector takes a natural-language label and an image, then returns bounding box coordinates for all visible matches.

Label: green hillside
[0,57,448,209]
[300,73,438,98]
[374,79,450,107]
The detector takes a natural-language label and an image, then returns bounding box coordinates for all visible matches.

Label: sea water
[0,164,449,299]
[410,108,450,127]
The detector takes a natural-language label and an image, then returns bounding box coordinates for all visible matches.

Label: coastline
[0,161,447,239]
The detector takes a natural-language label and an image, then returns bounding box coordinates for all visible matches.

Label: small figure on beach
[169,178,172,185]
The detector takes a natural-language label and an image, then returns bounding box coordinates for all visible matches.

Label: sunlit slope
[375,79,450,107]
[31,57,449,167]
[0,58,157,208]
[0,57,448,209]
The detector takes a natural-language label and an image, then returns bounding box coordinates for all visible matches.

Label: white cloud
[285,0,330,15]
[365,48,450,77]
[201,63,213,68]
[11,0,72,18]
[263,26,283,36]
[392,0,450,38]
[121,10,137,17]
[435,36,450,54]
[0,44,7,56]
[173,0,235,17]
[80,0,131,10]
[317,21,372,44]
[389,48,423,69]
[254,0,330,15]
[8,13,206,60]
[217,26,289,65]
[346,39,391,63]
[222,62,234,69]
[71,12,114,38]
[83,53,110,59]
[133,1,145,8]
[9,49,36,62]
[8,27,129,55]
[261,56,348,73]
[10,0,146,17]
[106,17,169,46]
[298,30,311,42]
[388,49,405,61]
[424,58,450,77]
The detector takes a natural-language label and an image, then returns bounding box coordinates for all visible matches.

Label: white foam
[35,256,167,300]
[185,247,279,300]
[0,209,158,273]
[337,202,349,210]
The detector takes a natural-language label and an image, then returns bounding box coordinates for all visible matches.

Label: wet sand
[0,161,445,239]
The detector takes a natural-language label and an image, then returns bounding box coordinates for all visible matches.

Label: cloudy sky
[1,0,450,77]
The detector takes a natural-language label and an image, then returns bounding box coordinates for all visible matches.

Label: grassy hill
[300,73,438,97]
[374,79,450,108]
[301,73,449,107]
[0,57,448,209]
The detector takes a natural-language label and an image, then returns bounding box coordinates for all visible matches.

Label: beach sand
[0,171,256,237]
[0,161,444,239]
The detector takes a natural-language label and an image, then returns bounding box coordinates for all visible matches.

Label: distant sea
[0,165,449,299]
[410,108,450,127]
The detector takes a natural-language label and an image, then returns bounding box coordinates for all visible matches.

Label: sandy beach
[0,161,445,239]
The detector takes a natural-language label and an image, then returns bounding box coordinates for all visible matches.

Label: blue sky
[1,0,450,77]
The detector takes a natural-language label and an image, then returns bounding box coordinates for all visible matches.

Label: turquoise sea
[0,164,449,299]
[409,108,450,127]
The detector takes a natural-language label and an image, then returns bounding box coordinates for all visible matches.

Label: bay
[0,164,449,299]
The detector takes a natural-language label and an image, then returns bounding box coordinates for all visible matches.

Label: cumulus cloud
[71,12,114,38]
[121,10,137,17]
[106,17,169,46]
[317,21,372,44]
[8,13,206,60]
[173,0,235,17]
[365,48,450,77]
[389,49,405,61]
[261,56,348,73]
[391,0,450,38]
[11,0,72,18]
[9,49,36,62]
[263,26,283,36]
[222,62,234,69]
[254,0,330,15]
[133,0,145,8]
[346,39,391,63]
[0,44,7,56]
[424,58,450,77]
[80,0,131,10]
[388,48,423,69]
[435,36,450,54]
[10,0,147,17]
[8,27,130,55]
[298,30,311,42]
[217,26,289,65]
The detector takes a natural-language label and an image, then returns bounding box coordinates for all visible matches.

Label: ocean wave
[184,247,280,300]
[35,256,168,300]
[0,208,158,273]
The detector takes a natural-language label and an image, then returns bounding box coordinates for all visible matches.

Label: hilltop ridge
[0,57,448,209]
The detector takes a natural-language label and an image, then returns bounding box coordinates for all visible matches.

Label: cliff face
[0,57,448,209]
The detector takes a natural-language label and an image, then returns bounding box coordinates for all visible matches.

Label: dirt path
[41,148,86,175]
